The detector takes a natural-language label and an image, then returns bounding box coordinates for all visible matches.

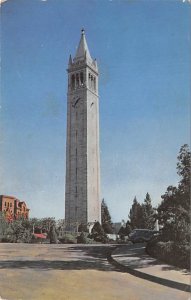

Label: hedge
[146,238,190,269]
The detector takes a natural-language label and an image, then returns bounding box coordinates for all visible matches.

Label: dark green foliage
[147,144,191,269]
[77,232,93,244]
[31,217,56,234]
[78,223,88,233]
[128,194,155,230]
[118,226,126,236]
[2,218,32,243]
[118,221,132,237]
[146,239,190,269]
[141,193,155,229]
[91,221,108,243]
[49,225,58,244]
[0,212,8,239]
[177,144,191,196]
[77,232,86,243]
[158,144,191,245]
[101,199,113,234]
[129,197,144,229]
[125,221,132,235]
[59,233,77,244]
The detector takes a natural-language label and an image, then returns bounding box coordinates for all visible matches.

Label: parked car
[129,229,159,243]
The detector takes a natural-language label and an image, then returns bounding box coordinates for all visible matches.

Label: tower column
[65,30,101,231]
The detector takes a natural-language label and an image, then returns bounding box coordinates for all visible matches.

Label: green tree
[0,212,9,239]
[78,223,88,233]
[101,199,113,234]
[5,219,32,243]
[30,217,56,236]
[177,144,190,208]
[129,197,144,229]
[49,224,58,244]
[118,221,132,237]
[125,220,132,235]
[91,221,108,243]
[141,193,155,229]
[158,144,191,244]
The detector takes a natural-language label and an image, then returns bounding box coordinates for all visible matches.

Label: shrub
[78,223,88,233]
[91,222,108,243]
[59,233,77,244]
[146,239,190,269]
[49,225,58,244]
[77,232,94,244]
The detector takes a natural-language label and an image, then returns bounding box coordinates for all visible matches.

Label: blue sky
[1,0,190,222]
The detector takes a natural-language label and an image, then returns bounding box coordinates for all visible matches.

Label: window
[76,73,79,87]
[91,75,93,89]
[88,73,91,88]
[4,202,6,207]
[10,203,12,207]
[71,74,75,90]
[93,77,96,91]
[80,72,84,85]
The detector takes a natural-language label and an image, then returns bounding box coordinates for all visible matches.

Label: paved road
[0,243,189,300]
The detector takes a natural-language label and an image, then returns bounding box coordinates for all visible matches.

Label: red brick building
[0,195,30,221]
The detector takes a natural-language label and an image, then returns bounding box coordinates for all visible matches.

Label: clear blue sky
[1,0,190,222]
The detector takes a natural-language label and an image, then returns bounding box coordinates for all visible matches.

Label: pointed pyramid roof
[74,29,92,61]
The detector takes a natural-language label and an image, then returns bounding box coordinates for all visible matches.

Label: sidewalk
[110,243,190,292]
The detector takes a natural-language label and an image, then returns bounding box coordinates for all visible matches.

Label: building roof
[0,195,16,200]
[74,29,92,61]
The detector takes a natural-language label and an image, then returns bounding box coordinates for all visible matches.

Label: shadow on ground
[0,245,121,272]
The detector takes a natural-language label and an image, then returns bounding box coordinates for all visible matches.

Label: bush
[49,225,58,244]
[1,219,33,243]
[91,222,108,243]
[78,223,89,233]
[59,233,77,244]
[146,238,190,269]
[77,232,94,244]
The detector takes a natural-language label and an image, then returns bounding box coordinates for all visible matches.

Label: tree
[78,223,88,233]
[141,193,155,229]
[0,212,9,239]
[177,144,190,209]
[157,144,191,244]
[5,218,32,243]
[30,217,56,236]
[129,197,144,229]
[49,224,58,244]
[125,221,132,235]
[101,199,113,234]
[91,221,108,243]
[177,144,191,185]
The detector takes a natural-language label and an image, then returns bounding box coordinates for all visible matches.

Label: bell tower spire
[65,30,101,231]
[74,28,92,62]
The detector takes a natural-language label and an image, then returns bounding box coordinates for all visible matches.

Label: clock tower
[65,30,101,230]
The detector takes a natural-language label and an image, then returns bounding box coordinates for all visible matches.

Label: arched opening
[88,73,91,88]
[80,72,84,86]
[76,73,79,88]
[71,74,75,90]
[91,75,93,89]
[93,77,96,91]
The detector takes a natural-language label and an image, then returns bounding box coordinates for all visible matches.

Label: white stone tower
[65,29,101,231]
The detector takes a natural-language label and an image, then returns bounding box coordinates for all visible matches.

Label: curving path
[0,243,189,300]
